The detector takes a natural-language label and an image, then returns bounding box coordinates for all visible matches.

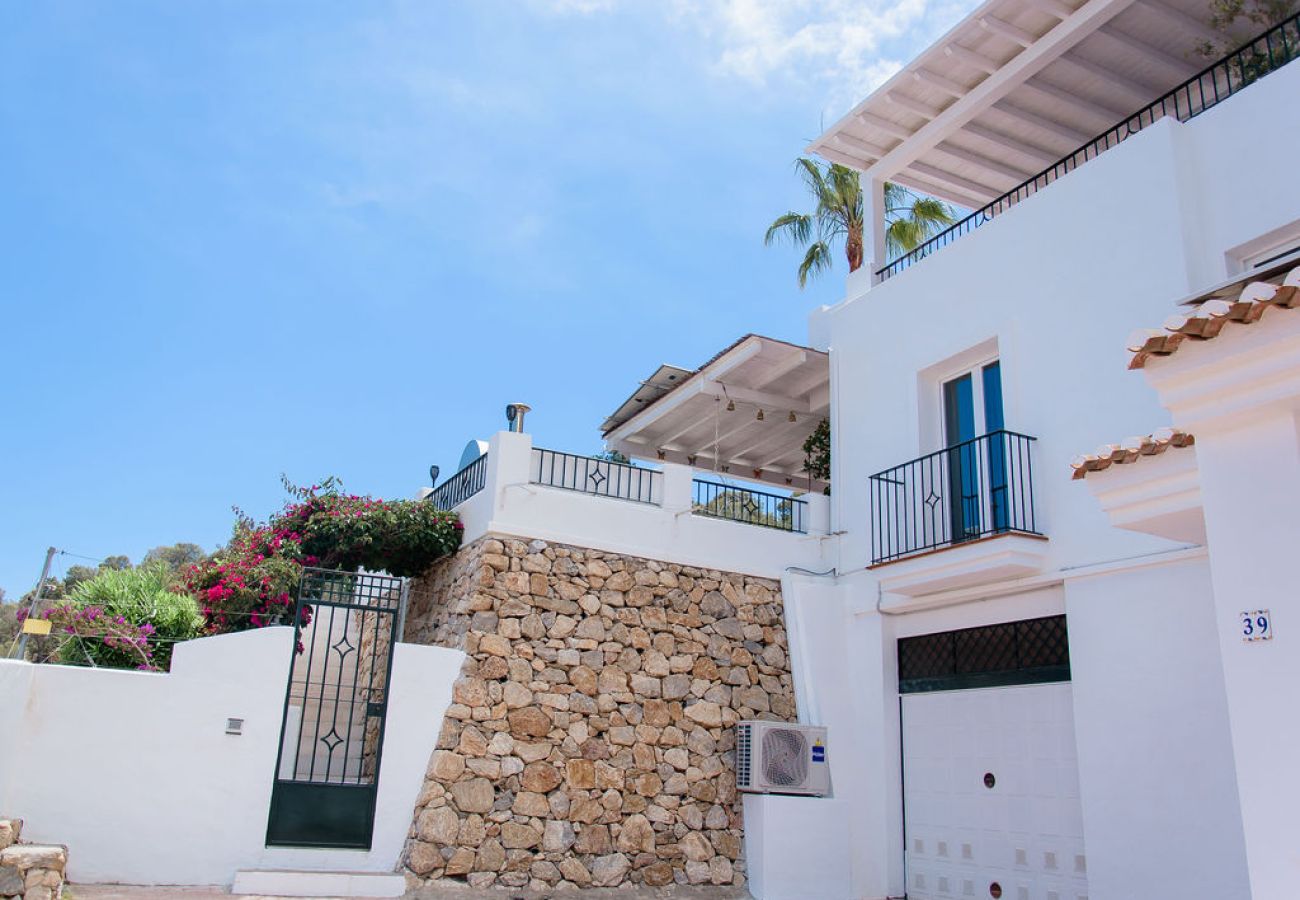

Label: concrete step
[231,869,404,898]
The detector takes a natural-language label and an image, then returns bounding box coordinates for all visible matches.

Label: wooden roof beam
[907,162,1005,203]
[888,91,945,119]
[1138,0,1223,46]
[991,100,1093,144]
[893,173,990,212]
[1057,51,1159,105]
[818,145,872,171]
[944,43,1002,74]
[980,15,1040,47]
[831,133,888,160]
[913,68,971,98]
[1020,78,1130,121]
[963,122,1060,166]
[856,111,916,140]
[1097,24,1200,78]
[862,0,1137,185]
[934,141,1035,182]
[1026,0,1078,18]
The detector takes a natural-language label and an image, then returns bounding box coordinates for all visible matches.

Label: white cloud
[538,0,966,117]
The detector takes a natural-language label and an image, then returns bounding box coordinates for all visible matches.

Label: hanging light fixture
[726,399,736,412]
[756,409,765,421]
[788,411,797,422]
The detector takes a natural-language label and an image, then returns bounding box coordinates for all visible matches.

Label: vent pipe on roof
[505,403,531,433]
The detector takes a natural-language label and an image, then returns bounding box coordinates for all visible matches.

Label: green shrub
[61,564,203,670]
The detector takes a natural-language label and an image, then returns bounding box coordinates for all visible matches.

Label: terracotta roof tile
[1127,266,1300,369]
[1070,428,1195,480]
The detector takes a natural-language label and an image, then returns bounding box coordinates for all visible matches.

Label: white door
[902,683,1088,900]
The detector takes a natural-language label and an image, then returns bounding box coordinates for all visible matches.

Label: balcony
[869,431,1047,596]
[810,4,1300,287]
[421,430,830,579]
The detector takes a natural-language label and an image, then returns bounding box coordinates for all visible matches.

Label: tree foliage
[803,418,831,495]
[765,159,956,288]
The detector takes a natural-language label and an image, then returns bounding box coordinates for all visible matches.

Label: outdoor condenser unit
[735,720,830,796]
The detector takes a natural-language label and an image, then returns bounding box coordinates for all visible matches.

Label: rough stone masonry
[400,534,797,891]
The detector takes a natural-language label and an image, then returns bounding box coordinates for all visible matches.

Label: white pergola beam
[864,0,1138,186]
[934,141,1034,182]
[944,44,1001,74]
[963,122,1060,166]
[1026,0,1078,18]
[604,339,763,444]
[752,351,809,391]
[992,100,1093,144]
[894,173,990,213]
[701,381,813,414]
[857,111,915,140]
[831,133,887,160]
[1020,78,1129,121]
[888,91,945,118]
[819,145,873,170]
[1139,0,1223,46]
[1057,51,1157,105]
[913,68,969,98]
[908,162,1004,203]
[980,15,1039,47]
[1097,24,1199,78]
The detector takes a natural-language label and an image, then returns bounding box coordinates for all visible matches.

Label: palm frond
[797,241,833,289]
[764,212,813,247]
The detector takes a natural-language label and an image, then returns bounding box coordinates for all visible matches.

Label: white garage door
[902,682,1088,900]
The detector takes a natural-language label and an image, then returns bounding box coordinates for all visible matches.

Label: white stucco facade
[746,54,1300,900]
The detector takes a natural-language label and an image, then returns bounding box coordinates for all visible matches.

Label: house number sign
[1241,610,1272,642]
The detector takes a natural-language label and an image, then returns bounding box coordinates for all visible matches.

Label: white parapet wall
[450,430,833,580]
[0,626,464,887]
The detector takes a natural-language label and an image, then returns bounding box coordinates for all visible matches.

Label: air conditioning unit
[736,720,830,796]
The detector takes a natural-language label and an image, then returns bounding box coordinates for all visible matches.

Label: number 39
[1242,611,1271,641]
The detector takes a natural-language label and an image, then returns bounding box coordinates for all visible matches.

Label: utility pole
[10,546,57,660]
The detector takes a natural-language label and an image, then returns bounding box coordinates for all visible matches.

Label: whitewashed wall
[0,627,463,886]
[759,58,1300,900]
[451,430,833,579]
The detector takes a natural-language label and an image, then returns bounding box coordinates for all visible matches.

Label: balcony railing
[869,430,1040,564]
[692,479,807,533]
[877,11,1300,282]
[428,453,489,510]
[532,448,661,505]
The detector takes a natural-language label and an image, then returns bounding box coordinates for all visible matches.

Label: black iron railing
[532,449,661,504]
[692,479,807,533]
[877,12,1300,281]
[428,453,488,510]
[869,430,1039,564]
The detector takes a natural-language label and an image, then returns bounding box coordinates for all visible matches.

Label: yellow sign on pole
[21,618,51,636]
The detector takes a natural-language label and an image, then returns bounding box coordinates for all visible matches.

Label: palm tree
[765,158,956,288]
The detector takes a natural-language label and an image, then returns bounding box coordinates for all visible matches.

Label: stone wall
[0,819,67,900]
[400,534,797,891]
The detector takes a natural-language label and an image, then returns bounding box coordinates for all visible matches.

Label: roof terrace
[810,0,1300,284]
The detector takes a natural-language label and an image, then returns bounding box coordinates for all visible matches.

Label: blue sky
[0,0,975,597]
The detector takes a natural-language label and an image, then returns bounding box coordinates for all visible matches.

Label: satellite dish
[458,439,489,471]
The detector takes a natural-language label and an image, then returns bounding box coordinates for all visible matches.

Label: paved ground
[70,884,753,900]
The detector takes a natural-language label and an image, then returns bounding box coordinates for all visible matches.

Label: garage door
[899,616,1088,900]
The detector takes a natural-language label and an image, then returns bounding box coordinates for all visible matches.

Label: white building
[638,0,1297,897]
[607,0,1300,897]
[3,1,1298,897]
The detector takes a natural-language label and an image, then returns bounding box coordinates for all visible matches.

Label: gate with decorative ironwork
[266,567,405,849]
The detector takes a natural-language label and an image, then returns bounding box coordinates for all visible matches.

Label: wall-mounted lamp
[656,449,667,460]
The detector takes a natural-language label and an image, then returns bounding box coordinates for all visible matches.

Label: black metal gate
[266,568,404,849]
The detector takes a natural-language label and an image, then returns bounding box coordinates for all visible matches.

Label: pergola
[602,335,830,492]
[808,0,1254,271]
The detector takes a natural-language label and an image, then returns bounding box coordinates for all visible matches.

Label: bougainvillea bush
[22,564,204,671]
[186,478,463,636]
